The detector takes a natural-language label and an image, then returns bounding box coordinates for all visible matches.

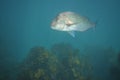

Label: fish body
[51,11,95,37]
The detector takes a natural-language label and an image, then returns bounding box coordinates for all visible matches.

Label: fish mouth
[51,26,56,29]
[51,26,59,31]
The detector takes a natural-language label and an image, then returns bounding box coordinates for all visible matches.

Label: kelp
[17,43,94,80]
[109,51,120,80]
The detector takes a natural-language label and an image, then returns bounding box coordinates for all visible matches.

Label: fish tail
[92,19,99,31]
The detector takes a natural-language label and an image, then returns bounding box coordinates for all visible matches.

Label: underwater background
[0,0,120,80]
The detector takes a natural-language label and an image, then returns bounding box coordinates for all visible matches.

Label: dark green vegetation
[17,43,93,80]
[109,52,120,80]
[1,43,120,80]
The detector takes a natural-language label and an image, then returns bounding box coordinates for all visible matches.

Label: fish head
[51,16,68,31]
[51,19,67,31]
[51,12,74,31]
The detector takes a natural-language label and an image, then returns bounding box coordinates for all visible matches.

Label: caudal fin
[93,19,99,31]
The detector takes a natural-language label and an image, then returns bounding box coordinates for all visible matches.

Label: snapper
[51,11,96,37]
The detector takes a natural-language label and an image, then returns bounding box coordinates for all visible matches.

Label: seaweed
[109,51,120,80]
[17,43,94,80]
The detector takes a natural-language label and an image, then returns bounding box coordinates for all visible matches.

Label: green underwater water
[0,0,120,80]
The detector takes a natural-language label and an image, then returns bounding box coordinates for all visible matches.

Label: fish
[51,11,96,37]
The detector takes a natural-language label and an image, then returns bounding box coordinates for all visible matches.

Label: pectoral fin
[68,31,75,37]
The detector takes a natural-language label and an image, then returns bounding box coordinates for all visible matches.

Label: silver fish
[51,11,95,37]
